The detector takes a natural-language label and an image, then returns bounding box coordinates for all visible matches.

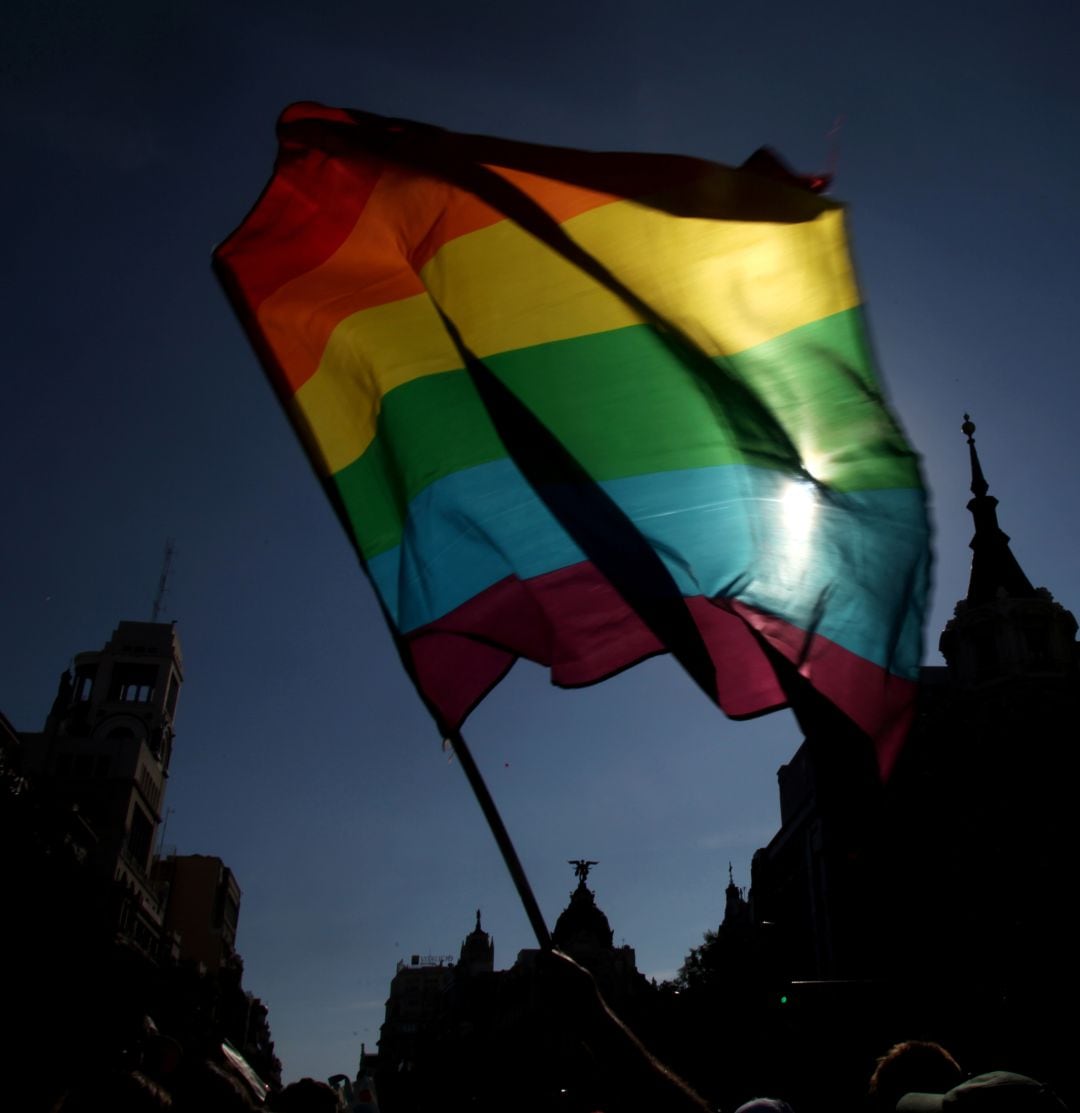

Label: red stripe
[405,563,914,778]
[214,107,382,311]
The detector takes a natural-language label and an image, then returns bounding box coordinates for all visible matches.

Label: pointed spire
[458,906,494,974]
[960,414,1036,605]
[962,414,987,497]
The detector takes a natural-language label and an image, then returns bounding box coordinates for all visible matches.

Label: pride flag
[215,103,929,776]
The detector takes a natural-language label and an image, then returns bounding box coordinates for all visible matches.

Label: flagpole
[446,729,553,952]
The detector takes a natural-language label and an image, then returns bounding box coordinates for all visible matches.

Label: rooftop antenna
[151,539,175,622]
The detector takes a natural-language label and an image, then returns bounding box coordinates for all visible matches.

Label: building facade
[156,853,243,973]
[726,418,1080,1106]
[750,418,1080,991]
[5,619,282,1101]
[21,620,184,956]
[371,869,657,1112]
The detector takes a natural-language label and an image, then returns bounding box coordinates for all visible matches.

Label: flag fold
[214,103,930,776]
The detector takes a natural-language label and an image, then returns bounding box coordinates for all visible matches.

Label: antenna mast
[151,539,175,622]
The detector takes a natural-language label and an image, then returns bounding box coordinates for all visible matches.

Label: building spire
[962,414,987,498]
[960,414,1035,605]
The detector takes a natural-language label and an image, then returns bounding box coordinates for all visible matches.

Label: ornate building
[739,415,1080,1095]
[372,865,656,1113]
[548,861,649,1009]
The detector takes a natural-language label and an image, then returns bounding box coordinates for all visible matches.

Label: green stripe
[333,306,920,561]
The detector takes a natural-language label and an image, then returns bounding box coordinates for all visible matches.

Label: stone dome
[552,882,614,950]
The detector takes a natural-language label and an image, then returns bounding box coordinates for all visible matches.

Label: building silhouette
[3,619,281,1105]
[156,853,243,974]
[699,416,1080,1108]
[20,620,183,958]
[378,951,457,1078]
[459,908,496,977]
[353,417,1080,1113]
[749,418,1080,989]
[371,867,657,1112]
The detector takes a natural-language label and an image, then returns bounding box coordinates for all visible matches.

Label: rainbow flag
[215,103,929,776]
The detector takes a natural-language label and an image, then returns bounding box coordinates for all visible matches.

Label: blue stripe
[366,460,929,678]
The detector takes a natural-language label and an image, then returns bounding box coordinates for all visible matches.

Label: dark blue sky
[4,0,1079,1084]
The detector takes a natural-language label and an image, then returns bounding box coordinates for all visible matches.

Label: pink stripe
[727,601,917,778]
[406,563,914,777]
[403,568,790,724]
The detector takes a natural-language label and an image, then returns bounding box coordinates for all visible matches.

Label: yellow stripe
[429,201,858,357]
[298,201,858,476]
[292,293,460,476]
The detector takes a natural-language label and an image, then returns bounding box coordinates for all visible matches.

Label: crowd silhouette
[38,979,1075,1113]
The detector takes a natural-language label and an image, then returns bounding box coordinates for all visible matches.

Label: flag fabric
[214,103,930,776]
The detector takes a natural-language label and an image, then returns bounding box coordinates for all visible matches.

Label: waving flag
[215,103,929,776]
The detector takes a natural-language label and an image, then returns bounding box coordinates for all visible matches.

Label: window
[108,663,157,704]
[74,665,97,702]
[126,807,154,873]
[165,673,180,717]
[138,768,160,810]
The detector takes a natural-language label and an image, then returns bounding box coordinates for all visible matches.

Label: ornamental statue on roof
[568,859,598,885]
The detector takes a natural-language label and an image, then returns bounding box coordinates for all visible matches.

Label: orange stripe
[255,164,622,393]
[421,165,622,268]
